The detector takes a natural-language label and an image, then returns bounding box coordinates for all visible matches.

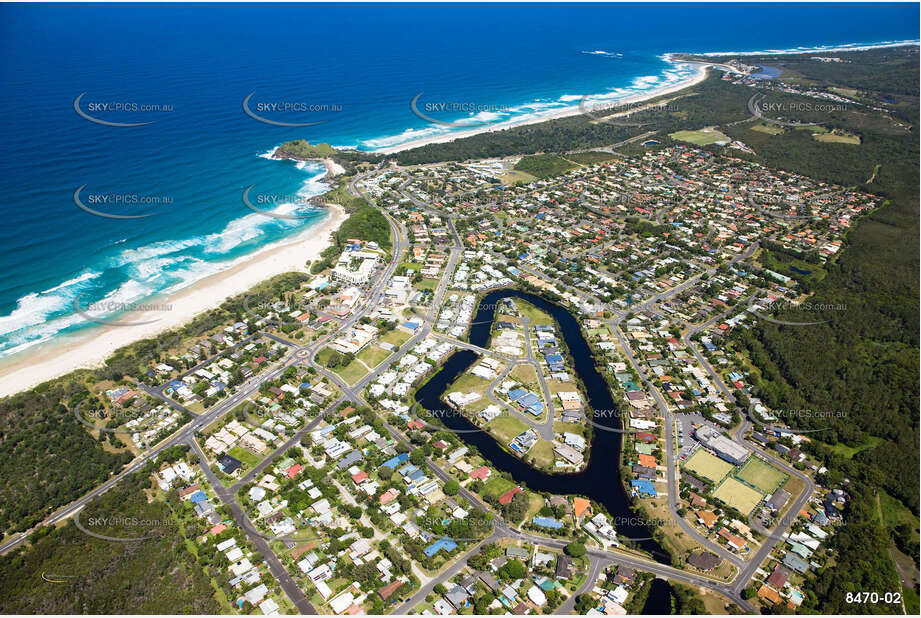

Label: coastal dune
[0,204,345,398]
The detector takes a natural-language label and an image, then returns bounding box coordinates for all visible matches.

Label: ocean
[0,2,917,360]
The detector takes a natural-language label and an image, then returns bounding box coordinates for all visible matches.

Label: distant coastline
[365,39,919,155]
[683,37,919,57]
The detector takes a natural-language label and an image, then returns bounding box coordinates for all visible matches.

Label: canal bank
[414,288,669,563]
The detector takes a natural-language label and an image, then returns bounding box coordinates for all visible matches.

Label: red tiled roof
[499,487,522,506]
[470,466,491,481]
[209,524,227,536]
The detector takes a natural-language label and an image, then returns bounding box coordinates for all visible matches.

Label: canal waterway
[414,289,669,562]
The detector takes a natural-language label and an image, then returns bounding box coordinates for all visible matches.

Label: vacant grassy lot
[510,363,538,385]
[335,359,368,385]
[315,346,335,366]
[513,154,577,179]
[554,421,587,437]
[814,130,861,144]
[413,278,439,292]
[794,124,828,134]
[379,329,412,347]
[357,344,390,368]
[450,372,491,398]
[567,151,619,165]
[712,477,765,515]
[228,446,262,469]
[482,476,517,500]
[669,128,730,146]
[684,449,734,484]
[528,439,556,469]
[486,413,529,443]
[514,299,555,325]
[736,457,787,494]
[500,169,538,185]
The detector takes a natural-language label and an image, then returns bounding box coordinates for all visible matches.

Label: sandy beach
[377,60,712,154]
[0,204,346,398]
[322,157,346,177]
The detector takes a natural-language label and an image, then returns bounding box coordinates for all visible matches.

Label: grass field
[669,128,731,146]
[335,360,368,386]
[450,372,491,397]
[315,346,335,366]
[751,123,785,135]
[554,421,587,437]
[566,151,618,165]
[500,170,538,185]
[228,446,262,469]
[379,329,411,347]
[814,130,861,144]
[825,435,884,458]
[413,278,439,291]
[513,154,578,179]
[514,299,555,325]
[879,489,920,543]
[736,457,788,494]
[528,440,556,469]
[510,363,538,385]
[486,414,529,443]
[684,449,734,484]
[712,477,765,515]
[357,344,390,368]
[482,476,516,500]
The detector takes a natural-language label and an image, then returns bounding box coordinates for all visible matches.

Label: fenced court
[712,477,765,514]
[684,449,734,484]
[736,456,788,494]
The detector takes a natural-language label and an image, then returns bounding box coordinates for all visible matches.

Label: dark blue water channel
[414,289,669,562]
[642,578,675,614]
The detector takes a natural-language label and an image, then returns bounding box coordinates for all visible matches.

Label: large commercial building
[695,425,750,465]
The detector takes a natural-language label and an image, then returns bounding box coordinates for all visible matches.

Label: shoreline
[0,204,346,398]
[375,60,712,155]
[370,39,918,156]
